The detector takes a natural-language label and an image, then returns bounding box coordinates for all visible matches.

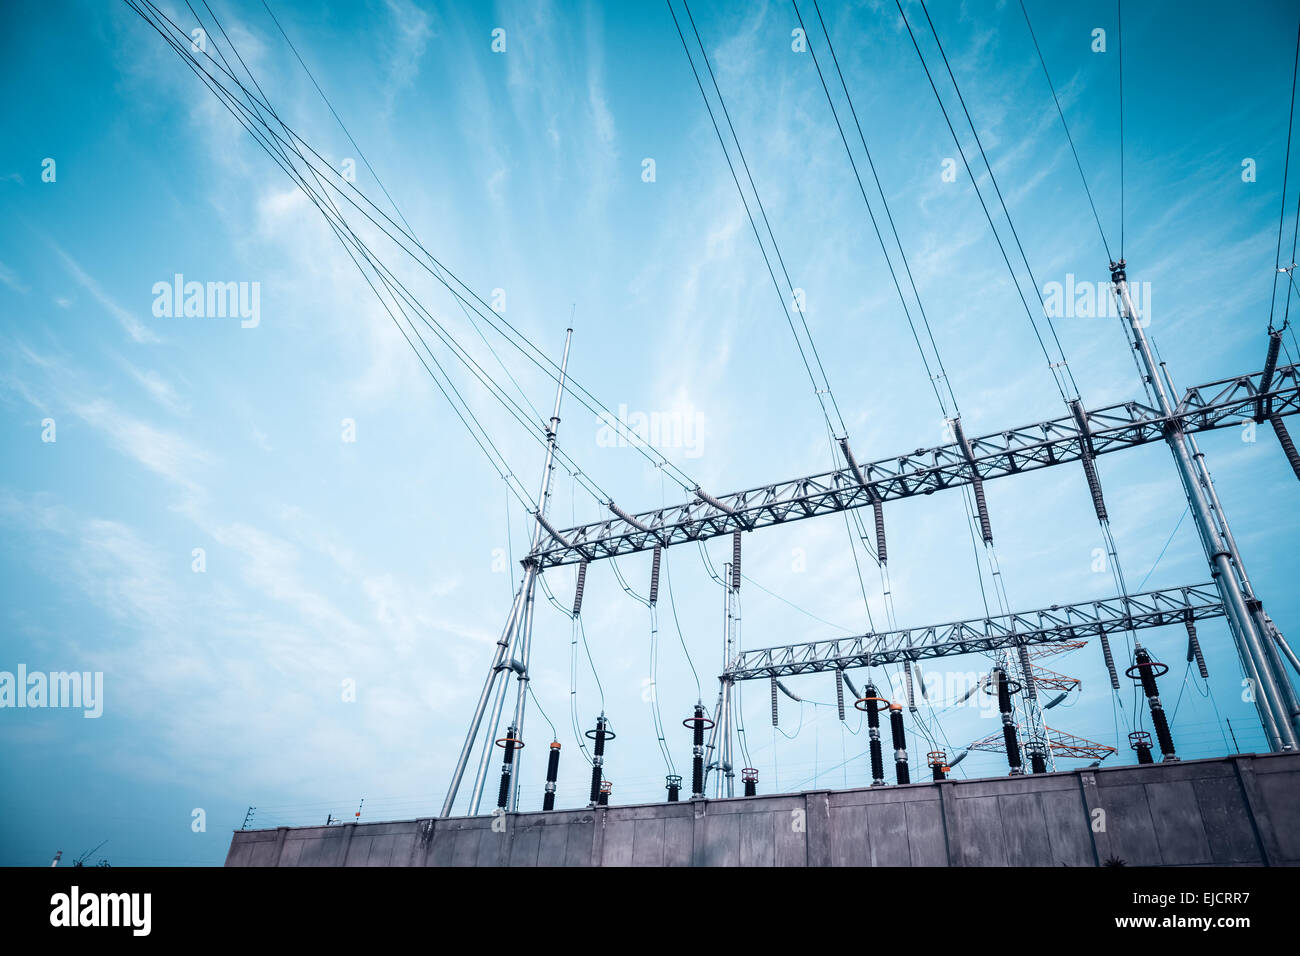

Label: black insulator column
[872,499,887,564]
[835,670,845,721]
[1129,731,1154,764]
[1070,399,1110,523]
[889,704,910,784]
[689,703,707,799]
[928,751,947,781]
[742,768,758,797]
[1129,647,1178,761]
[993,667,1023,774]
[862,682,886,786]
[666,774,682,802]
[770,677,779,726]
[1098,629,1121,690]
[572,561,588,616]
[649,546,662,605]
[1264,328,1300,481]
[953,418,993,544]
[1268,412,1300,481]
[598,781,611,806]
[588,714,611,804]
[497,724,520,809]
[1026,740,1047,775]
[731,531,742,590]
[1258,329,1282,423]
[1184,613,1209,679]
[542,740,561,811]
[1018,645,1037,700]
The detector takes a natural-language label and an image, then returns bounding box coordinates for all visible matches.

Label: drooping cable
[1270,20,1300,333]
[132,0,703,498]
[1017,0,1113,262]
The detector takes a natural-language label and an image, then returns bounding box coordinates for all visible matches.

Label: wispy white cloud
[72,397,209,492]
[381,0,434,116]
[49,242,159,344]
[0,259,29,294]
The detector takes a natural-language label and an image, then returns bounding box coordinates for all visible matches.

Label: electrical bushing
[854,681,889,786]
[1127,647,1177,761]
[542,740,561,811]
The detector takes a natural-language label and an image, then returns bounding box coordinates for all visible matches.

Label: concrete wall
[225,752,1300,867]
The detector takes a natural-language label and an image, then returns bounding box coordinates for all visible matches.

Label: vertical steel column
[470,652,515,813]
[715,560,737,797]
[1111,262,1296,751]
[439,584,525,816]
[1160,361,1300,741]
[504,329,573,810]
[440,329,574,817]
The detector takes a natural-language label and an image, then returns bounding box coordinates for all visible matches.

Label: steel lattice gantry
[524,364,1299,568]
[721,583,1224,681]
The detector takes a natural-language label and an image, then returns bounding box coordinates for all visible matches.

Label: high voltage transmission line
[122,0,1300,818]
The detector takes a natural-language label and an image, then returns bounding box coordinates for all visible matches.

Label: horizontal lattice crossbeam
[722,583,1223,680]
[528,365,1298,568]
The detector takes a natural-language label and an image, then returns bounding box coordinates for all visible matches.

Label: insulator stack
[1017,644,1037,700]
[904,661,917,713]
[928,751,947,781]
[1025,739,1047,775]
[587,714,612,804]
[770,677,779,726]
[953,418,993,544]
[666,774,682,802]
[857,682,887,786]
[686,703,708,799]
[572,561,588,616]
[970,478,993,543]
[872,499,887,564]
[889,703,910,784]
[1129,731,1154,764]
[1128,647,1177,761]
[649,546,662,605]
[1069,399,1109,522]
[992,667,1023,774]
[1080,453,1109,522]
[599,780,611,806]
[1184,613,1208,679]
[742,767,758,797]
[1269,411,1300,482]
[835,670,845,721]
[496,724,521,809]
[839,437,883,557]
[1098,631,1121,689]
[731,531,742,590]
[1258,330,1282,418]
[542,740,561,811]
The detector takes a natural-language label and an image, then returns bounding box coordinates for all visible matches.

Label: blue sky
[2,0,1298,865]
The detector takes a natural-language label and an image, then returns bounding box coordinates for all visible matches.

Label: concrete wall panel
[227,753,1299,867]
